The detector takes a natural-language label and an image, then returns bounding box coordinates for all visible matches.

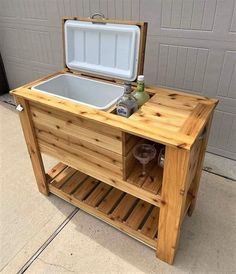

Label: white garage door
[0,0,235,159]
[142,0,236,160]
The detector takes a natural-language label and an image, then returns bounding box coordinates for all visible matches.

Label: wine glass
[133,143,156,176]
[158,148,165,168]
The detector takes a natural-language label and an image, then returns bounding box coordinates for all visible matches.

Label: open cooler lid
[64,19,141,81]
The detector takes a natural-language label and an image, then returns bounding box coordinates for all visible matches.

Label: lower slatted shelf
[47,162,159,249]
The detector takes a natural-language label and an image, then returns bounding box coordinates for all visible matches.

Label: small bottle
[116,82,138,118]
[133,75,150,107]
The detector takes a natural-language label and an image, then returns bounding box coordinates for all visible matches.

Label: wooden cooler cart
[11,16,218,264]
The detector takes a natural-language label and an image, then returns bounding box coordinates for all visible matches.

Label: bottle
[133,75,150,107]
[116,82,138,118]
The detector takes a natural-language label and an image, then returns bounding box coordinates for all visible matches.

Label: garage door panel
[153,40,211,95]
[142,0,235,41]
[209,111,234,149]
[227,117,236,153]
[230,3,236,32]
[143,36,159,85]
[215,96,236,115]
[209,111,236,159]
[217,51,236,98]
[156,45,209,92]
[228,64,236,98]
[160,0,216,31]
[145,38,235,107]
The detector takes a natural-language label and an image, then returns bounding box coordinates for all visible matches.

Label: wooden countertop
[11,71,218,150]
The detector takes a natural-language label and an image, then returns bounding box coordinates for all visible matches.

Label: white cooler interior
[64,20,140,81]
[32,74,124,110]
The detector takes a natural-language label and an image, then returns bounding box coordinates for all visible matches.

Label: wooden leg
[15,97,49,195]
[157,146,191,264]
[188,115,213,216]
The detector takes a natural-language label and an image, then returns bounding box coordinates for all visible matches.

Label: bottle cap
[137,75,144,81]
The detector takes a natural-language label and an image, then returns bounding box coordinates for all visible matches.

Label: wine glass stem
[142,163,146,176]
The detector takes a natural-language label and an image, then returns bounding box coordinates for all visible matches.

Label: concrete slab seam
[17,208,79,274]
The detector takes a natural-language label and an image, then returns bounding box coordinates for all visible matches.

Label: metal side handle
[90,12,105,19]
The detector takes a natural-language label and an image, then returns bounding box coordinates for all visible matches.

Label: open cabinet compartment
[47,162,159,249]
[122,133,164,196]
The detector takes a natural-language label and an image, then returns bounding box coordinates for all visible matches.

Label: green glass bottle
[133,75,150,107]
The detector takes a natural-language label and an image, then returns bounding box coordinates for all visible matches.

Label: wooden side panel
[36,130,122,175]
[30,103,122,154]
[188,137,202,190]
[30,102,123,178]
[157,147,191,264]
[122,133,141,156]
[14,97,48,195]
[188,115,213,215]
[122,133,143,180]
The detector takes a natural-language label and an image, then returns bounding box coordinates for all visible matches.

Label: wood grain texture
[12,83,217,150]
[73,177,99,201]
[14,97,48,195]
[180,103,215,140]
[36,131,123,176]
[85,182,112,207]
[47,162,67,180]
[38,139,162,206]
[110,194,138,222]
[50,166,77,189]
[141,207,159,239]
[31,104,122,154]
[98,188,124,214]
[61,171,88,194]
[157,146,191,264]
[125,142,163,194]
[47,164,159,249]
[188,115,213,216]
[126,200,152,230]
